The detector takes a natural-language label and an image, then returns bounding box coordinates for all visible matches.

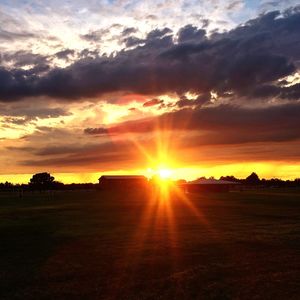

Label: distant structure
[98,175,148,190]
[182,178,240,193]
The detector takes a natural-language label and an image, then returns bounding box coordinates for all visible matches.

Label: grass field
[0,188,300,299]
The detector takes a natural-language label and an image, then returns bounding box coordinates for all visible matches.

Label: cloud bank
[0,8,299,104]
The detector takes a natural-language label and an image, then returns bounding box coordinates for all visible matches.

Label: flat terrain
[0,188,300,299]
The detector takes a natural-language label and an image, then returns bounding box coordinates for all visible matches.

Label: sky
[0,0,300,183]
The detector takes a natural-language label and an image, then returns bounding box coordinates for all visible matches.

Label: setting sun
[158,168,172,179]
[146,166,174,181]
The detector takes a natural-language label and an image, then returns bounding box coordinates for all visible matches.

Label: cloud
[9,142,122,157]
[17,102,300,169]
[0,11,36,42]
[20,152,133,167]
[143,98,164,107]
[18,139,300,169]
[0,29,36,41]
[122,27,137,36]
[0,102,71,126]
[123,27,172,47]
[18,138,142,169]
[177,25,206,43]
[55,49,75,60]
[251,82,300,100]
[226,0,243,11]
[84,127,108,135]
[1,50,49,69]
[175,93,211,108]
[84,102,300,145]
[0,8,297,103]
[5,98,298,171]
[81,29,107,42]
[123,36,145,47]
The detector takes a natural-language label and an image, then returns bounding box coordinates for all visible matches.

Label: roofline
[99,175,147,180]
[183,181,240,185]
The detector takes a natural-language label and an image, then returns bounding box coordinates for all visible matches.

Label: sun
[158,168,172,179]
[146,167,173,181]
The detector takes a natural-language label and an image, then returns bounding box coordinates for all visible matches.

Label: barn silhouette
[98,175,148,190]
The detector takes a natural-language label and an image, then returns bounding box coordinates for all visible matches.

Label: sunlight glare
[158,168,172,179]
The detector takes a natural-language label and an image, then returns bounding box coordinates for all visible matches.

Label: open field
[0,189,300,299]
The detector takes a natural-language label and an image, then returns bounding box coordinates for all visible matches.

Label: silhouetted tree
[220,176,240,182]
[245,172,260,185]
[4,181,13,188]
[29,172,55,190]
[0,181,13,191]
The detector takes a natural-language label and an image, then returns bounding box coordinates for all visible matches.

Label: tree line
[0,172,96,191]
[220,172,300,187]
[0,172,300,192]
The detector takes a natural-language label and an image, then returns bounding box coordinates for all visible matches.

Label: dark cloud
[123,27,172,48]
[84,127,108,135]
[146,28,172,40]
[123,36,145,48]
[0,51,50,78]
[217,53,295,94]
[201,18,210,28]
[177,25,206,43]
[0,104,71,124]
[55,49,75,60]
[81,29,106,42]
[0,8,299,102]
[175,93,211,108]
[2,117,28,125]
[81,25,123,42]
[122,27,137,36]
[1,51,48,68]
[79,49,99,59]
[143,98,164,107]
[251,82,300,100]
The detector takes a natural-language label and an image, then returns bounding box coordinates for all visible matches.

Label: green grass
[0,189,300,299]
